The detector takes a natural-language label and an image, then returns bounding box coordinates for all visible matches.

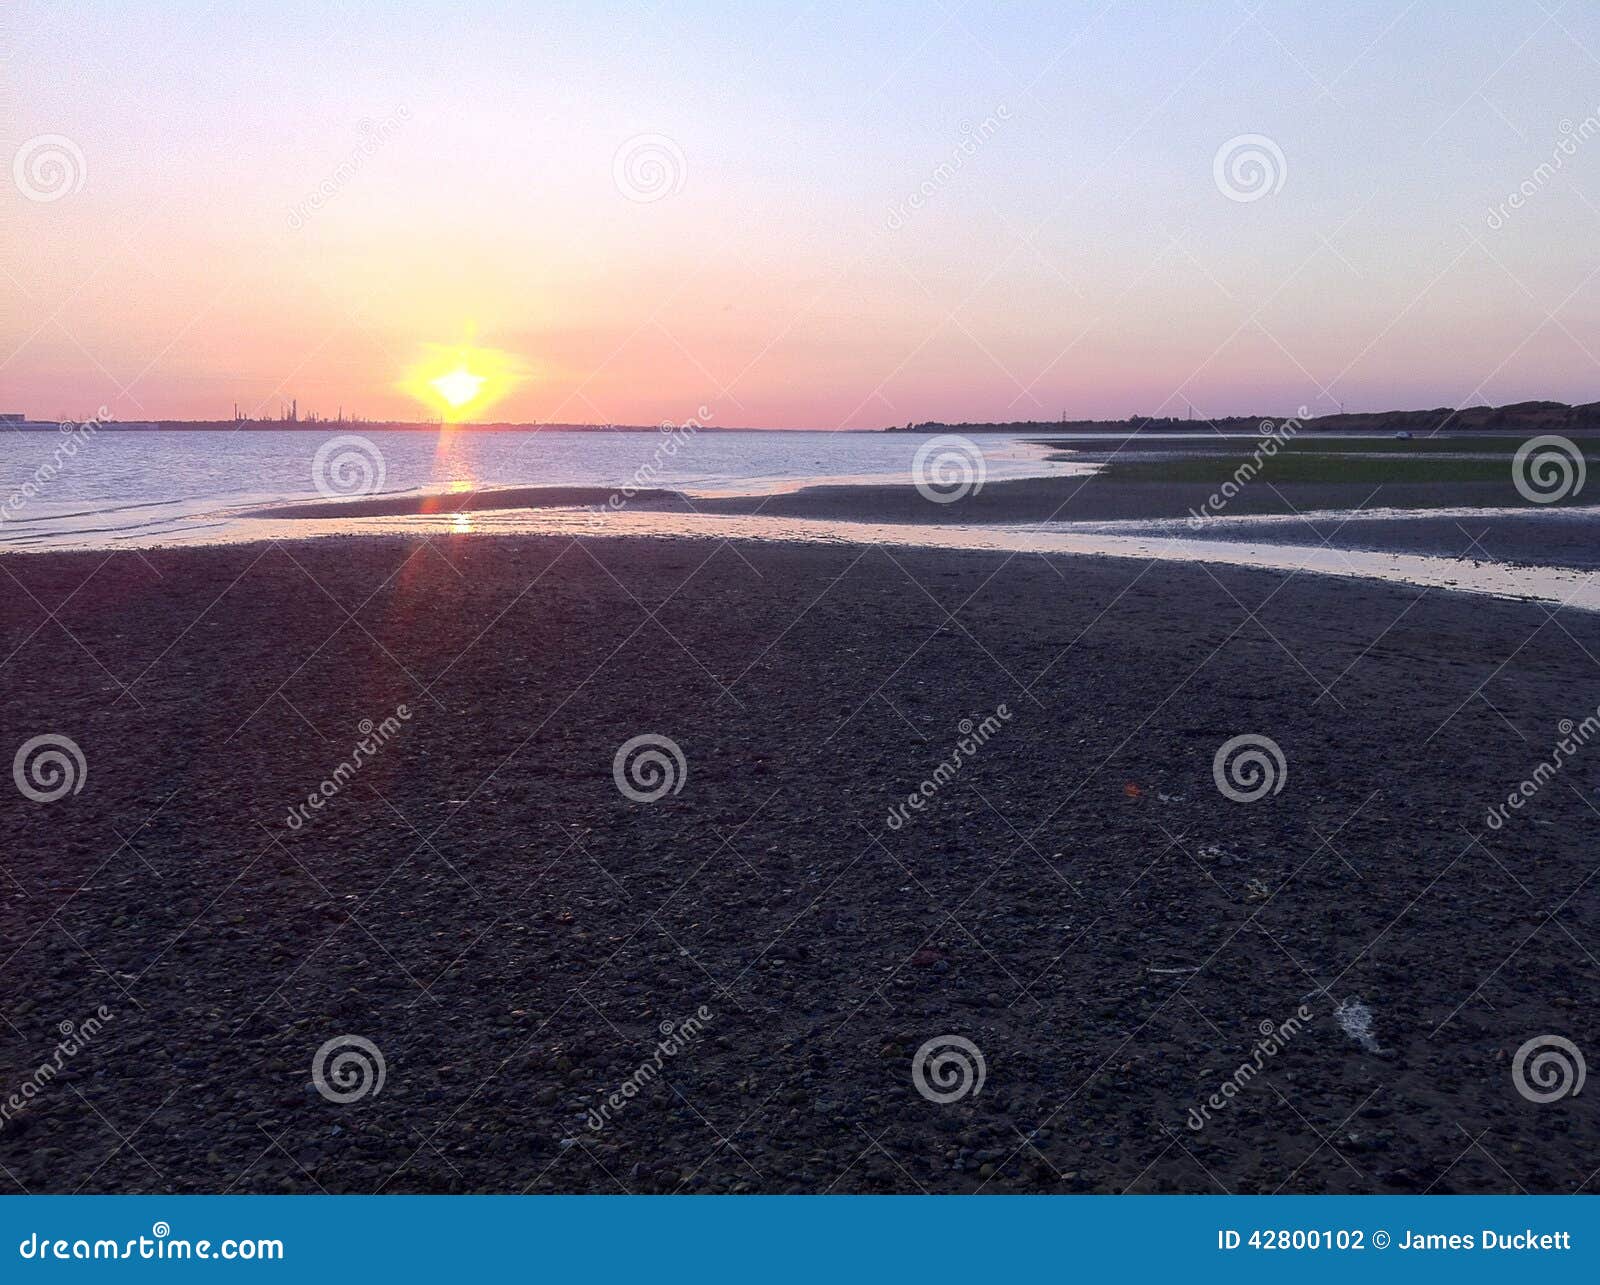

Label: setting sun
[431,367,485,409]
[399,342,525,420]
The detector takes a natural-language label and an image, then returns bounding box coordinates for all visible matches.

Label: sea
[0,427,1066,551]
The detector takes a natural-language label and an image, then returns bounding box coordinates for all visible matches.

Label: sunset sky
[5,0,1600,427]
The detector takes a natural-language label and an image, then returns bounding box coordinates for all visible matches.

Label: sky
[4,0,1600,427]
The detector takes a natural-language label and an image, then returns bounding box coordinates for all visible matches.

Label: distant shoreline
[892,397,1600,436]
[1,420,778,433]
[4,396,1599,434]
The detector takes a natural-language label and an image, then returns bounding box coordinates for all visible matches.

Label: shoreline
[234,471,1582,527]
[10,468,1595,604]
[8,468,1598,623]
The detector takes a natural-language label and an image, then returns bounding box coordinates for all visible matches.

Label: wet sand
[252,474,1537,526]
[247,471,1596,574]
[251,486,687,520]
[704,474,1524,522]
[1,522,1595,1194]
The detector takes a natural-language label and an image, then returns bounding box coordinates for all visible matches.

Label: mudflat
[1,525,1594,1194]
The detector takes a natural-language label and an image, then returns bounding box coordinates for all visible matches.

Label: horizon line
[7,395,1599,433]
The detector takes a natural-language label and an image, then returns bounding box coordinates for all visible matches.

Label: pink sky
[6,2,1600,426]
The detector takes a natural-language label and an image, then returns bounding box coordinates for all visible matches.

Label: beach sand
[1,512,1595,1193]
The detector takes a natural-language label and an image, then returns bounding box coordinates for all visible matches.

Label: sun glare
[400,342,524,421]
[432,367,485,408]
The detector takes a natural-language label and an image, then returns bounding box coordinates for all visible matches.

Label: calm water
[0,428,1067,549]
